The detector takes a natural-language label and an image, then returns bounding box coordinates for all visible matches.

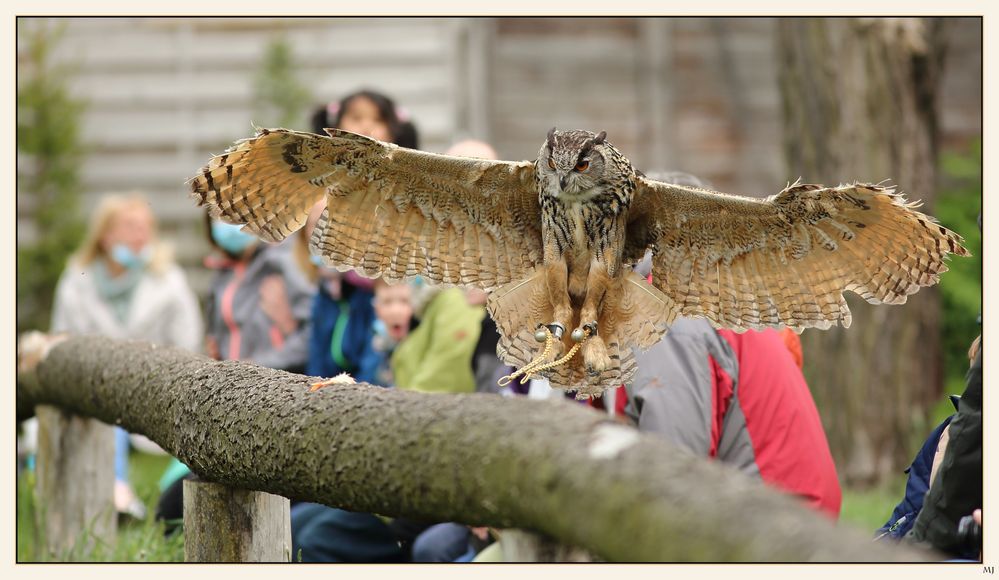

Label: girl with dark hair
[292,91,437,562]
[310,89,420,149]
[299,89,417,388]
[310,89,403,143]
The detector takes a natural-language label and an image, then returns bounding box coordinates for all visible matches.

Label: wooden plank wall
[486,17,783,196]
[488,17,980,195]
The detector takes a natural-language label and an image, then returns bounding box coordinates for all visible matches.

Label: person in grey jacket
[153,213,315,527]
[51,194,203,351]
[202,213,314,372]
[47,192,204,518]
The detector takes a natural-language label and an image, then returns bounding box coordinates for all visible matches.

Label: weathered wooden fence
[16,333,935,563]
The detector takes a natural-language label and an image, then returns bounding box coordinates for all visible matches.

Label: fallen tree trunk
[17,334,933,562]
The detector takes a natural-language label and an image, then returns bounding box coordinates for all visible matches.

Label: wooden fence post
[500,529,594,562]
[35,404,116,557]
[183,480,291,562]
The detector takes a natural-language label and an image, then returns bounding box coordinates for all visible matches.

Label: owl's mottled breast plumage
[535,129,636,266]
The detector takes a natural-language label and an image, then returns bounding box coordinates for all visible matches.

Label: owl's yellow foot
[576,322,609,375]
[309,372,356,392]
[582,338,610,375]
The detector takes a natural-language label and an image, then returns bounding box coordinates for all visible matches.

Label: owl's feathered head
[537,128,619,199]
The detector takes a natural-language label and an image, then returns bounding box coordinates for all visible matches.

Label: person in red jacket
[626,317,841,517]
[623,171,841,518]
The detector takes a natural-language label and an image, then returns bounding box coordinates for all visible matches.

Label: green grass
[17,452,185,562]
[839,476,908,534]
[838,392,961,536]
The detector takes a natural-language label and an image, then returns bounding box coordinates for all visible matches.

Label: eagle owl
[191,127,968,397]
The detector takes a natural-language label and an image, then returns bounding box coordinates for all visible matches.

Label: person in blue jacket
[305,259,380,385]
[877,333,981,561]
[875,399,958,541]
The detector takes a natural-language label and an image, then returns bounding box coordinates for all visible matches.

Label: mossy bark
[17,335,933,562]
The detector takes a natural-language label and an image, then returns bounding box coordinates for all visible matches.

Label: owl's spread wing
[191,128,543,290]
[623,178,969,332]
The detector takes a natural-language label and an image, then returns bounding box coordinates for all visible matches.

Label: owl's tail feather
[489,269,678,397]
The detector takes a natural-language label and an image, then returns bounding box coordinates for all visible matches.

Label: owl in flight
[191,127,968,397]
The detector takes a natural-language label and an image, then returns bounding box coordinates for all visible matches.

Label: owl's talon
[582,321,598,336]
[581,335,610,375]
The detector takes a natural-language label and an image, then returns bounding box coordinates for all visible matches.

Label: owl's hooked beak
[559,174,570,191]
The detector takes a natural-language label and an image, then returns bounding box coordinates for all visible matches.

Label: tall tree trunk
[16,334,933,562]
[777,18,946,485]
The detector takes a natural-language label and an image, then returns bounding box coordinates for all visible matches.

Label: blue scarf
[92,259,143,323]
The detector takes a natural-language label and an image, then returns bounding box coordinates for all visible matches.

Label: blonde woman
[49,192,203,518]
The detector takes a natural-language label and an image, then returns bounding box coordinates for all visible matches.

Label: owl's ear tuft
[547,127,557,150]
[594,131,607,145]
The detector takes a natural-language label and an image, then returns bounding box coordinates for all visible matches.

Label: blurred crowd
[18,88,982,563]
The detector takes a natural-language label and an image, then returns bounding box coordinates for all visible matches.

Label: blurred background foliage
[934,137,982,419]
[17,22,87,335]
[252,35,312,129]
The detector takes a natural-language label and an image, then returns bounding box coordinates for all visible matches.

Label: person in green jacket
[389,138,493,396]
[391,280,484,394]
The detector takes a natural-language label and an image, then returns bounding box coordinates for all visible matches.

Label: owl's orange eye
[547,158,556,170]
[575,160,590,172]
